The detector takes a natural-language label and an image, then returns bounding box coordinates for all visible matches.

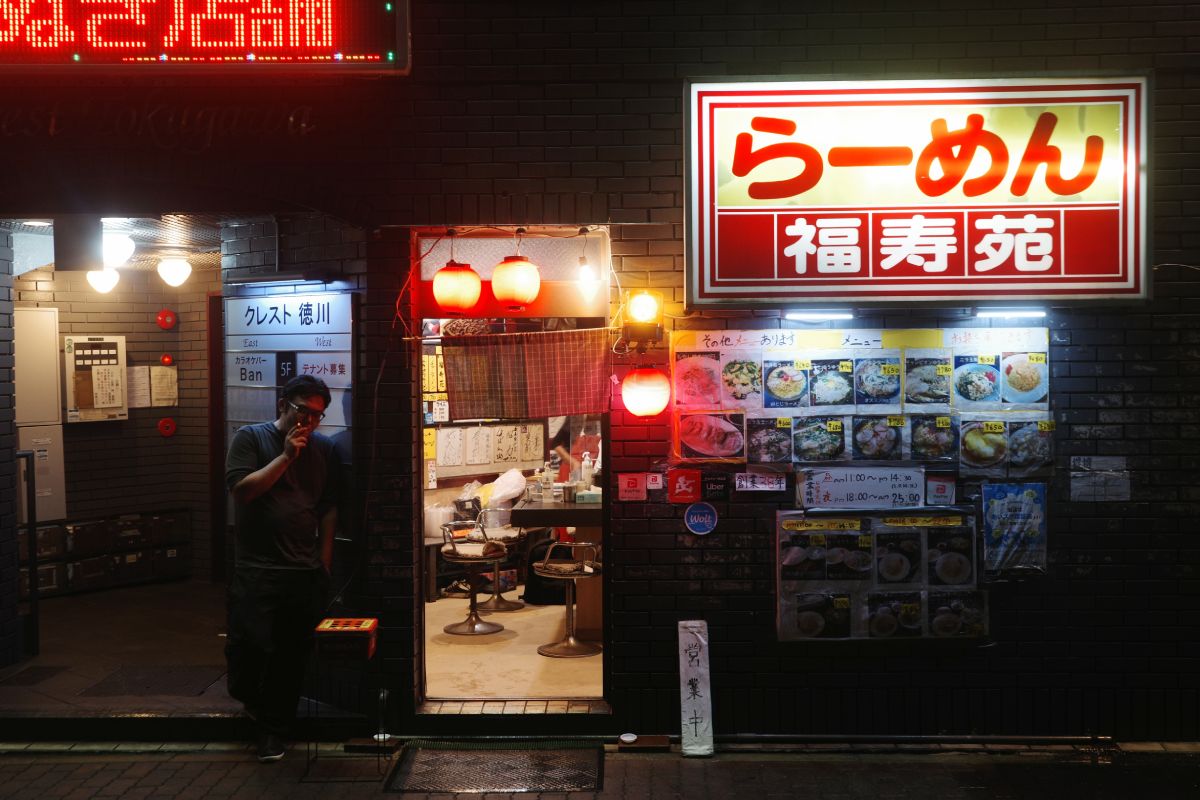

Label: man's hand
[284,421,312,462]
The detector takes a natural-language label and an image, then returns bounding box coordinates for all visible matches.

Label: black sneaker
[256,733,285,763]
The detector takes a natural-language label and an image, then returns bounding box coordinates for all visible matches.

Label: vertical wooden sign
[677,620,714,757]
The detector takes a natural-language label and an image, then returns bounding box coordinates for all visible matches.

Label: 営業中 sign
[687,77,1148,307]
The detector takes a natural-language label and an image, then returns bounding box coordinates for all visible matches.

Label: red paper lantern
[621,367,671,417]
[432,260,482,314]
[491,255,541,310]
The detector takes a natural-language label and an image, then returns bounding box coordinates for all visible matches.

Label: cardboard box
[17,525,67,563]
[154,544,192,579]
[113,550,154,583]
[66,521,114,557]
[67,556,113,591]
[18,563,67,599]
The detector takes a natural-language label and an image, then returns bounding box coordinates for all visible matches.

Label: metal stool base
[478,594,524,612]
[537,635,601,658]
[444,610,503,636]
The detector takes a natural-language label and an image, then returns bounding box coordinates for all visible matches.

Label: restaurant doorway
[2,215,236,717]
[414,228,611,711]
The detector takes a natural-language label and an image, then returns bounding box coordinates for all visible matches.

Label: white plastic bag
[489,468,526,506]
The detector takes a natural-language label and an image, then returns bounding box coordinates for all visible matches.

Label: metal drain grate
[79,666,226,697]
[385,740,603,794]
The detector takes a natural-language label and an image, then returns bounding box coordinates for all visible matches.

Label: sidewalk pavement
[0,741,1196,799]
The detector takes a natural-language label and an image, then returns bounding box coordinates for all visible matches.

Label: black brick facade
[0,1,1197,739]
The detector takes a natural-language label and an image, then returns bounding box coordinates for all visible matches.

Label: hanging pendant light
[86,268,120,294]
[576,227,602,303]
[432,229,481,314]
[491,227,541,310]
[157,258,193,287]
[621,366,672,417]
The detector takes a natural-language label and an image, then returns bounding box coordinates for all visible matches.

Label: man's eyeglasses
[287,400,326,422]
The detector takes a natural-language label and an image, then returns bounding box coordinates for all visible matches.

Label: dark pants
[226,566,328,736]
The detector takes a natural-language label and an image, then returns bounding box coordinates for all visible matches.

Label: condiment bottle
[580,452,594,488]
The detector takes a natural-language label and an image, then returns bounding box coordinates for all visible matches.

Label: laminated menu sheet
[776,511,987,642]
[669,328,1051,469]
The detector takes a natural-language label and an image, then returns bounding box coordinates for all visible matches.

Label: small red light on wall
[621,367,672,417]
[432,260,482,314]
[157,418,177,437]
[160,354,174,366]
[156,309,177,330]
[491,255,541,310]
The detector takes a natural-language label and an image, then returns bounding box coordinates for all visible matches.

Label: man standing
[225,375,338,762]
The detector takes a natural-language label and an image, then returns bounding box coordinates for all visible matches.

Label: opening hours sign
[686,77,1148,307]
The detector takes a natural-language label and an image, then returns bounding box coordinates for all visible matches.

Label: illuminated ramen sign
[686,77,1149,306]
[0,0,408,69]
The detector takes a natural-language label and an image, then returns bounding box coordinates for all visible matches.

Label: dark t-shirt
[225,421,338,570]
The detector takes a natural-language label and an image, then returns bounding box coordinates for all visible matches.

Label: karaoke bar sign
[0,0,407,68]
[686,77,1148,307]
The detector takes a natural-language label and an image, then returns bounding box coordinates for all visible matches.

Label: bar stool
[533,541,602,658]
[439,521,507,636]
[475,509,524,613]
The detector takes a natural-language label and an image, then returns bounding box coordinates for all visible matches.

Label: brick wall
[0,0,1197,737]
[12,263,220,579]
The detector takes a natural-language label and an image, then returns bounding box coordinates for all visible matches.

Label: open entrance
[416,228,610,712]
[2,214,235,716]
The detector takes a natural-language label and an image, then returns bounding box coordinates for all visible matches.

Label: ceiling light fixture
[156,258,193,287]
[576,227,602,303]
[86,268,120,294]
[975,308,1047,319]
[785,310,855,322]
[102,232,135,267]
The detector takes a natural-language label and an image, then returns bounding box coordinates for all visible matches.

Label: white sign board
[799,466,925,509]
[225,294,352,336]
[678,620,714,757]
[734,473,786,492]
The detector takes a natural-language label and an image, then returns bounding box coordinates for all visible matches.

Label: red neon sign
[0,1,406,67]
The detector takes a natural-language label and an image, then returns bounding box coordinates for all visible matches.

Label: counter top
[510,500,603,528]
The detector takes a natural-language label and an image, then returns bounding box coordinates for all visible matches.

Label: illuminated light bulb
[432,260,482,313]
[102,233,135,267]
[157,258,193,287]
[491,255,541,310]
[621,367,672,418]
[577,258,601,303]
[628,290,661,324]
[87,268,120,294]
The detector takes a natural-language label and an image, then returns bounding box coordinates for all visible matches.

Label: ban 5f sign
[685,76,1149,307]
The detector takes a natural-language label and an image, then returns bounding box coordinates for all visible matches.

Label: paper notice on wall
[678,620,714,757]
[464,427,493,465]
[1070,456,1130,501]
[799,466,924,509]
[150,366,178,407]
[126,366,151,408]
[436,428,464,467]
[92,365,123,407]
[493,426,519,462]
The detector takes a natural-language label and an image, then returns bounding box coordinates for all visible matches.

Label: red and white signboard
[686,77,1148,307]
